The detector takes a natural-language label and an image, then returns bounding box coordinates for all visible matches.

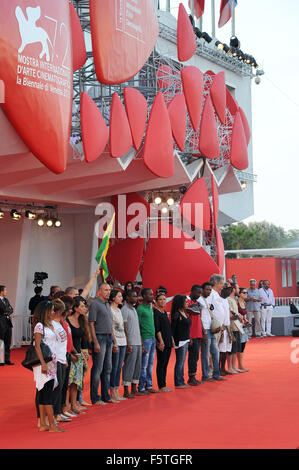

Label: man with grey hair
[246,279,262,338]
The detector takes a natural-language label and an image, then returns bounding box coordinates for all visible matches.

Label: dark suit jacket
[0,298,13,328]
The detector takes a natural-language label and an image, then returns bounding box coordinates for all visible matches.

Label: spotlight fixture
[237,49,244,61]
[25,210,36,220]
[154,195,162,205]
[215,40,224,50]
[223,44,231,53]
[46,217,54,227]
[0,210,4,219]
[54,219,62,228]
[231,47,238,57]
[201,32,212,43]
[230,36,240,49]
[241,181,248,190]
[166,196,175,206]
[188,14,195,28]
[10,209,22,220]
[179,186,187,195]
[161,206,168,215]
[194,27,202,39]
[37,216,45,227]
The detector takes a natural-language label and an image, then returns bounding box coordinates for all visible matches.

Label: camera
[33,272,48,286]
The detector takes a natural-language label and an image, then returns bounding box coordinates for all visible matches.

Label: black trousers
[61,355,71,407]
[0,317,12,363]
[35,379,55,417]
[188,338,201,377]
[53,362,66,416]
[156,347,172,389]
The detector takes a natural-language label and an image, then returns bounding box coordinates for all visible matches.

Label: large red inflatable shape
[80,92,108,163]
[89,0,159,85]
[142,221,220,297]
[0,0,73,174]
[177,3,197,62]
[69,1,87,72]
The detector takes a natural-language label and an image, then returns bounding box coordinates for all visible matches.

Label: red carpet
[0,337,298,449]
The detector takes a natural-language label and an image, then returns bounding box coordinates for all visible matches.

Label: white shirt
[207,289,225,325]
[220,298,230,327]
[258,287,275,307]
[53,320,67,364]
[198,296,211,330]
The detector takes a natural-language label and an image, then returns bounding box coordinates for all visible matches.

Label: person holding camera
[0,285,14,366]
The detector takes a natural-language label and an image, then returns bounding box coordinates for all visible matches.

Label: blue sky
[159,0,299,230]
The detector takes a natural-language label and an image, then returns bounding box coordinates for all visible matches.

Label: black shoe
[194,378,202,384]
[215,377,227,381]
[206,378,215,382]
[5,361,14,365]
[0,363,4,366]
[187,377,199,386]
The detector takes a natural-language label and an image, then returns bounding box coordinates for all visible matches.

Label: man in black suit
[0,285,14,365]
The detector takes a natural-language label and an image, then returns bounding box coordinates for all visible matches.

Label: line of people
[29,272,257,431]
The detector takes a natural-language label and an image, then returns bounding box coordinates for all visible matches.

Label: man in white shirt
[246,279,262,338]
[259,280,275,337]
[198,275,227,383]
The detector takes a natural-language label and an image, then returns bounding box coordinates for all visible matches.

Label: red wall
[225,257,298,297]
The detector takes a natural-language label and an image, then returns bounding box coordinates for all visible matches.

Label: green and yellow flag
[95,213,115,281]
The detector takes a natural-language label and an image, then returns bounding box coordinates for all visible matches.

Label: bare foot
[49,425,67,433]
[39,425,49,432]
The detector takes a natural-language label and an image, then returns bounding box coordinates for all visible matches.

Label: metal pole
[198,17,203,31]
[190,0,194,17]
[231,0,236,37]
[211,0,215,38]
[166,0,170,12]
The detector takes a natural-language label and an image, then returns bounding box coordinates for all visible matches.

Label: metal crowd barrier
[11,315,33,348]
[275,297,299,307]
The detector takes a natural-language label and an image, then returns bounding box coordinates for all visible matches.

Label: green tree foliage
[220,221,299,256]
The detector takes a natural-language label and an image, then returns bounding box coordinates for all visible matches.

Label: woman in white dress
[33,300,65,432]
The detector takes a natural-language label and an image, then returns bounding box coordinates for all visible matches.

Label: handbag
[21,325,53,371]
[204,299,222,334]
[233,319,244,335]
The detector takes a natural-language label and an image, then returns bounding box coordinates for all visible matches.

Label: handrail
[275,297,299,307]
[11,314,33,347]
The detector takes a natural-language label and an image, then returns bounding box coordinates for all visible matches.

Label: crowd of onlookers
[0,273,276,432]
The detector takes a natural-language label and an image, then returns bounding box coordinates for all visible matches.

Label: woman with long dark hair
[154,293,174,392]
[109,289,127,402]
[67,296,91,414]
[32,300,64,432]
[171,295,191,389]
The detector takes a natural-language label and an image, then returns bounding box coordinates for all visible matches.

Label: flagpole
[231,0,236,37]
[211,0,215,38]
[190,0,194,17]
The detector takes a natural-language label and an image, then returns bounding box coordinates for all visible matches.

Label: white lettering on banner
[15,6,71,98]
[116,0,145,43]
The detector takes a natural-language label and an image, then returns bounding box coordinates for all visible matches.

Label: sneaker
[146,388,159,393]
[268,333,275,337]
[187,377,199,386]
[255,335,262,338]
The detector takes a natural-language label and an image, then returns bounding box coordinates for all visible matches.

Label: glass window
[282,260,287,288]
[288,260,293,287]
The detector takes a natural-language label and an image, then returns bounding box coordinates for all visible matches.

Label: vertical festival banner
[90,0,159,84]
[0,0,73,174]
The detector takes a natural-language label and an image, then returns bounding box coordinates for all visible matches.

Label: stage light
[25,210,36,220]
[201,32,212,43]
[54,219,62,228]
[194,27,202,39]
[237,49,244,61]
[230,36,240,49]
[215,41,224,50]
[189,14,195,28]
[241,181,248,190]
[0,210,4,219]
[166,197,175,206]
[161,206,168,214]
[10,209,21,220]
[223,44,232,53]
[46,218,54,227]
[243,54,251,64]
[154,195,162,205]
[179,186,187,195]
[231,47,238,57]
[37,217,45,227]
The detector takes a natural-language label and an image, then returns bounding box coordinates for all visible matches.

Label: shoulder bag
[203,299,222,334]
[21,325,53,371]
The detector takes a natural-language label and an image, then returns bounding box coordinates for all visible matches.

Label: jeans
[188,338,201,378]
[90,334,113,404]
[138,337,156,391]
[201,329,220,380]
[110,345,127,389]
[174,342,189,386]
